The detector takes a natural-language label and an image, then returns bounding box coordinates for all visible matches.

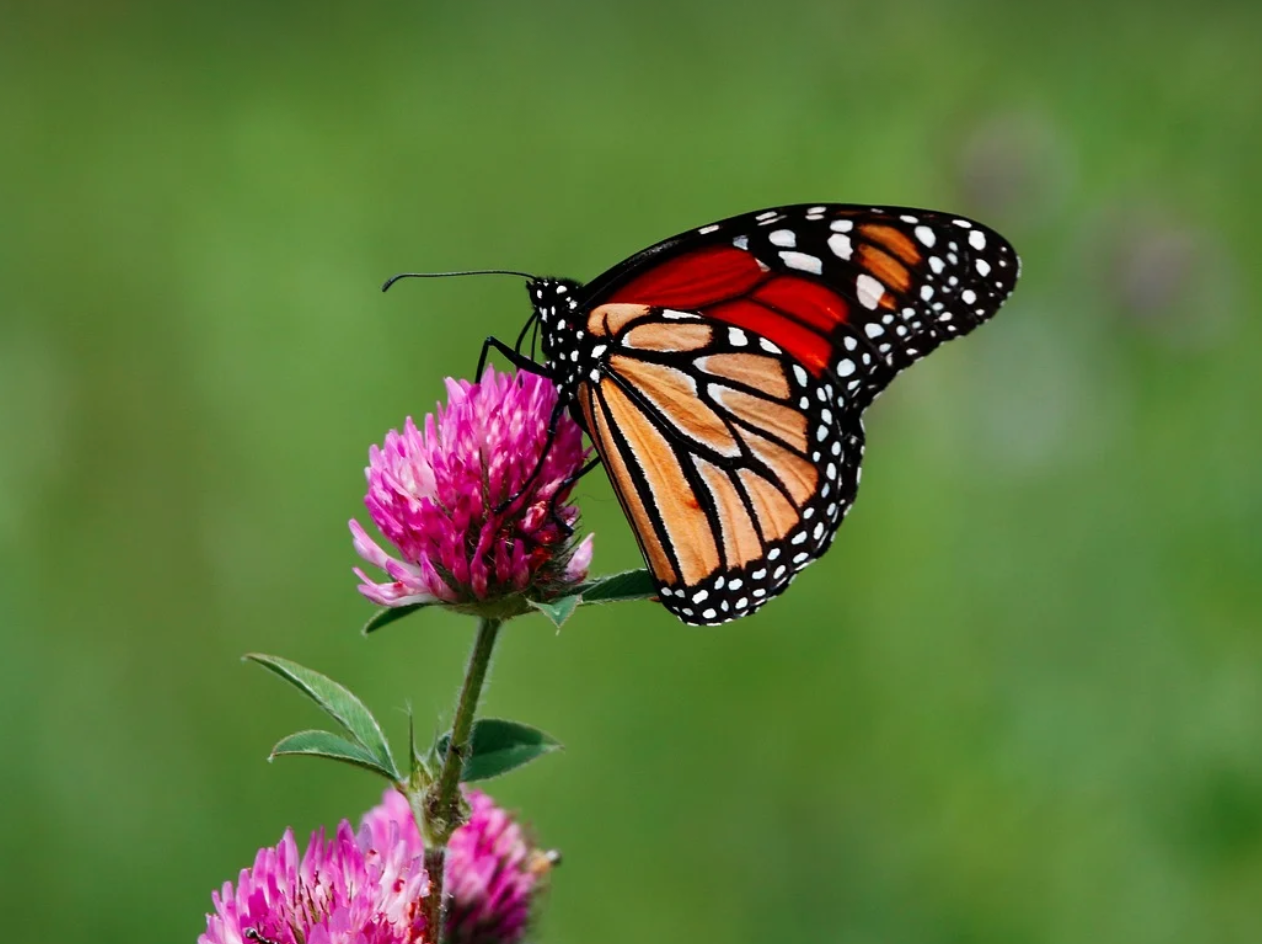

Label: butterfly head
[526,276,585,377]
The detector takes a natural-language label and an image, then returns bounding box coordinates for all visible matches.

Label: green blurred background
[3,1,1260,941]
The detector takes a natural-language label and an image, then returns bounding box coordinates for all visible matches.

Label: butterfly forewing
[586,203,1019,408]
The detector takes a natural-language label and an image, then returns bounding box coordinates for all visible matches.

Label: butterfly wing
[584,203,1019,408]
[573,204,1019,624]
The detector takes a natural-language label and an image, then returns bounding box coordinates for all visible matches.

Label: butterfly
[390,204,1020,625]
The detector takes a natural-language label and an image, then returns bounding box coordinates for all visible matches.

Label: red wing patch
[605,248,851,378]
[752,276,850,332]
[607,246,766,309]
[706,298,835,375]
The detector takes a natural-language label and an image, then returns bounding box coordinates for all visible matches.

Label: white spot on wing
[968,229,986,249]
[914,225,936,247]
[827,233,853,260]
[769,229,796,248]
[728,327,748,346]
[856,273,884,309]
[830,219,854,233]
[733,235,749,250]
[779,251,823,274]
[698,224,720,234]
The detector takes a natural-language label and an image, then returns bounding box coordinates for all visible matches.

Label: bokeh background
[3,1,1260,941]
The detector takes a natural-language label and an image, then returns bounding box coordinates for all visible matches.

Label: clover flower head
[202,790,551,944]
[351,367,594,608]
[199,821,428,944]
[363,789,550,944]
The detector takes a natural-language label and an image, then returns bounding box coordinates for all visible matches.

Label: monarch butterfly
[388,204,1020,625]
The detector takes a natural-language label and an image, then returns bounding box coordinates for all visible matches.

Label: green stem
[421,846,445,941]
[420,617,502,942]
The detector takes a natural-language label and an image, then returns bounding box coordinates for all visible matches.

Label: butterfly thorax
[528,277,588,397]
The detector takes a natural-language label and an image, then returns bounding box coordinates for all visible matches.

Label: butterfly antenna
[381,269,538,292]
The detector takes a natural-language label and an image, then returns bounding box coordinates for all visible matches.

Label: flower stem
[420,617,502,943]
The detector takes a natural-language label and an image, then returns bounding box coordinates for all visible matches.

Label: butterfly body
[511,204,1019,625]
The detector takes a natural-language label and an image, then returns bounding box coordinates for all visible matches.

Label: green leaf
[270,730,398,778]
[576,569,656,604]
[528,593,581,628]
[434,718,563,783]
[362,602,437,635]
[245,654,399,780]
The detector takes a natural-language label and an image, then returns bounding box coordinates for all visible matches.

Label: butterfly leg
[476,336,548,379]
[545,456,602,536]
[494,399,567,516]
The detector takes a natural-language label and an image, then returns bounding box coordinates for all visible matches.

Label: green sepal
[407,705,433,786]
[528,570,656,628]
[433,718,563,783]
[270,730,398,779]
[574,569,655,604]
[362,602,437,635]
[245,654,400,780]
[528,594,581,628]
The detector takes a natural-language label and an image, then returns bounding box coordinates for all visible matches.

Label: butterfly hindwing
[576,306,863,624]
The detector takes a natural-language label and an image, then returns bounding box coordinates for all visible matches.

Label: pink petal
[564,533,595,584]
